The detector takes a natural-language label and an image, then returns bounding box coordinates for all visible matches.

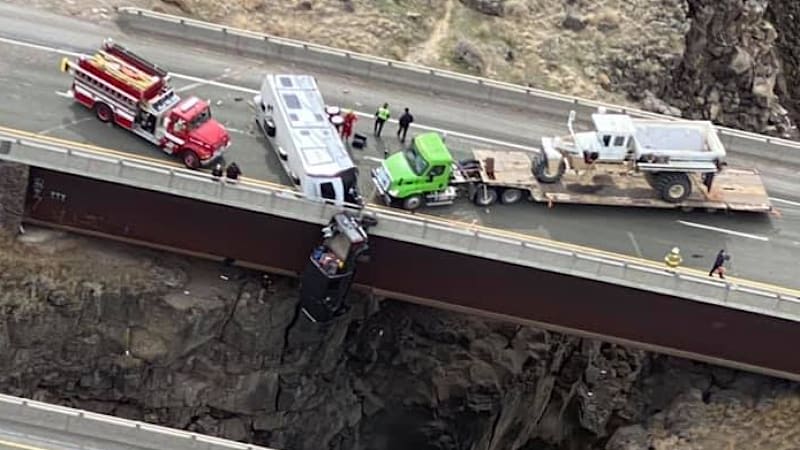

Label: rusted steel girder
[22,168,800,380]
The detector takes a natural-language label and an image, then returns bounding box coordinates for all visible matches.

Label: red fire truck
[59,39,230,169]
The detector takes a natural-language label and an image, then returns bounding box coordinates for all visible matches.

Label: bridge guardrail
[116,7,800,166]
[1,130,798,324]
[0,393,280,450]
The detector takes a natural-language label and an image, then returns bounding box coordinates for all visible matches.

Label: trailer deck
[472,149,772,213]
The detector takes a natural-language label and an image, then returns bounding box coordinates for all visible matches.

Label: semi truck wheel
[500,188,523,204]
[533,155,565,183]
[95,103,113,123]
[655,173,691,203]
[473,186,498,206]
[181,151,200,169]
[402,195,423,210]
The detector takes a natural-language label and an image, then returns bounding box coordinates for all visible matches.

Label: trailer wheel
[655,173,691,203]
[500,188,523,204]
[181,151,201,170]
[473,186,498,206]
[533,155,565,183]
[402,195,423,211]
[95,103,113,123]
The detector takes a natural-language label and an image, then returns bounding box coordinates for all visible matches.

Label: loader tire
[655,172,691,203]
[533,155,565,184]
[643,172,659,188]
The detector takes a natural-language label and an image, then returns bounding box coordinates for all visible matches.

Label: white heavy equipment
[535,108,727,203]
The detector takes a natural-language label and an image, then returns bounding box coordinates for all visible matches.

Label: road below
[0,3,799,289]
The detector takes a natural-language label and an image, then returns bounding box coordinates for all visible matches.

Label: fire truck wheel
[95,103,113,123]
[655,172,691,203]
[402,195,423,211]
[181,151,201,169]
[500,188,523,204]
[473,186,498,206]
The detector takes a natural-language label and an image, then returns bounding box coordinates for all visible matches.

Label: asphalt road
[1,4,799,289]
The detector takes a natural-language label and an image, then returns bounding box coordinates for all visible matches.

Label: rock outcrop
[0,161,28,235]
[766,0,800,130]
[2,230,800,450]
[663,0,798,138]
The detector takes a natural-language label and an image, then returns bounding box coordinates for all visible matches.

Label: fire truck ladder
[102,38,168,80]
[89,52,155,93]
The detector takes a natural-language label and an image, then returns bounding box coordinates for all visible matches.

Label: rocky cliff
[661,0,798,138]
[2,229,799,450]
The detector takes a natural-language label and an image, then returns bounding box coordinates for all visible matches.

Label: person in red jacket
[341,109,358,142]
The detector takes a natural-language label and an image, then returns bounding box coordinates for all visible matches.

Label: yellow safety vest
[377,107,390,121]
[664,253,682,268]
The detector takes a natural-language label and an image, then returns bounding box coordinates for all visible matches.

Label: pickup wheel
[264,119,277,138]
[655,173,692,203]
[181,151,201,170]
[533,155,565,183]
[95,103,113,123]
[500,188,523,204]
[473,185,498,206]
[402,195,423,210]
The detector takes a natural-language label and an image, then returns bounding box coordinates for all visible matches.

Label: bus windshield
[403,143,429,176]
[189,107,212,129]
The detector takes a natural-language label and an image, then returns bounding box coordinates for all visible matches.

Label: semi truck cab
[371,133,456,210]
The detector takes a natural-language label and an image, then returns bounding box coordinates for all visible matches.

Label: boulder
[459,0,504,16]
[453,39,486,74]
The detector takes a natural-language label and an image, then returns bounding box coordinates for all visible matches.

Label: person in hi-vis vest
[664,247,682,269]
[374,103,390,137]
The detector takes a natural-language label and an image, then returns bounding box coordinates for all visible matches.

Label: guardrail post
[117,159,125,177]
[723,282,733,303]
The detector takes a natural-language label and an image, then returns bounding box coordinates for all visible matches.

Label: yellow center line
[0,438,52,450]
[3,125,799,298]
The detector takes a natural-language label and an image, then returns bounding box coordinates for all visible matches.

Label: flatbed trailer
[464,149,772,213]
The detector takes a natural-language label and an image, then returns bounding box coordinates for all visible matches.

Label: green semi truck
[369,128,772,213]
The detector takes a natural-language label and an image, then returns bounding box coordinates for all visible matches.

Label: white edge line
[770,197,800,207]
[677,220,770,242]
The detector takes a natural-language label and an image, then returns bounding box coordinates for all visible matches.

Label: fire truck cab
[60,38,230,169]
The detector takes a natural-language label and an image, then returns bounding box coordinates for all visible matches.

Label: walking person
[709,249,729,279]
[342,109,358,142]
[211,162,223,180]
[374,103,390,137]
[225,162,242,183]
[664,247,682,270]
[397,107,414,143]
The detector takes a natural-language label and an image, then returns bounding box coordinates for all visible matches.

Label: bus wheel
[402,195,423,210]
[182,151,200,169]
[95,103,113,123]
